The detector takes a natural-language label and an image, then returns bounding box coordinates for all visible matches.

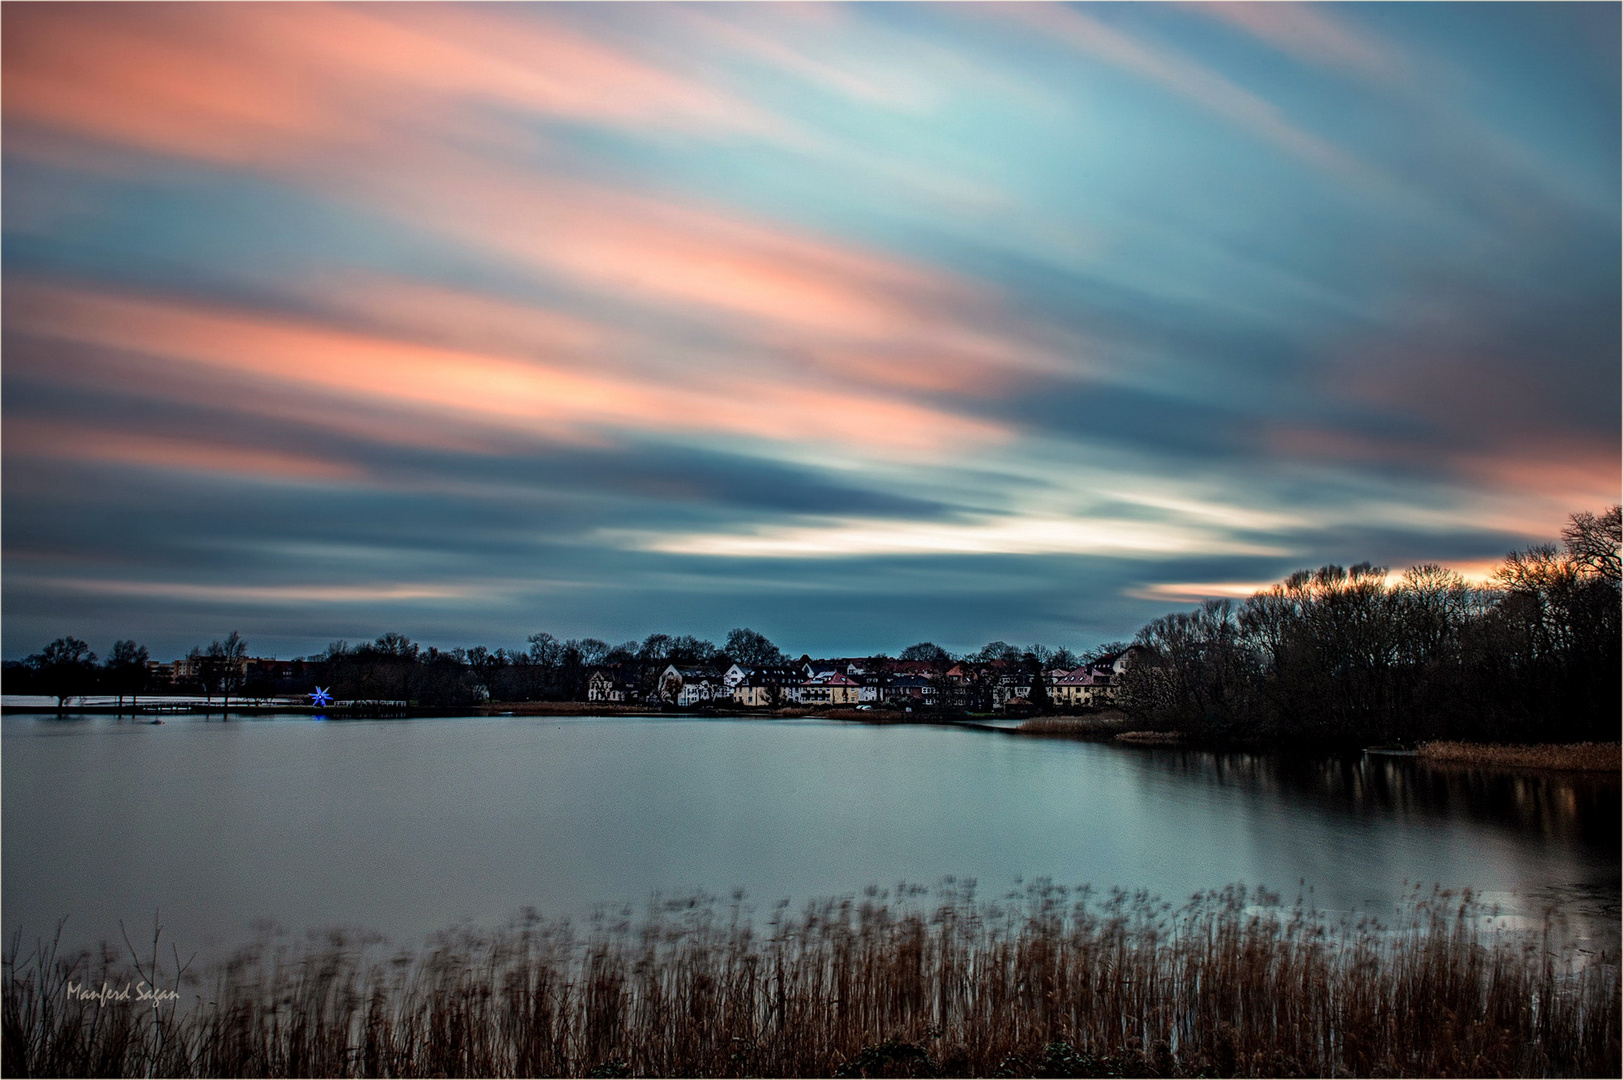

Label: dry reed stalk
[1417,741,1621,772]
[1015,717,1131,737]
[4,883,1616,1078]
[1113,731,1185,744]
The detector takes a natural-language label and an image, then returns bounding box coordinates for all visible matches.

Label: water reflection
[1125,748,1617,852]
[1120,745,1619,927]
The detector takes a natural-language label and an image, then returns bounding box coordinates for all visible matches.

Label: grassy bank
[5,884,1615,1078]
[1416,741,1620,772]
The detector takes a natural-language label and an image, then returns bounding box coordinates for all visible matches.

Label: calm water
[4,712,1617,957]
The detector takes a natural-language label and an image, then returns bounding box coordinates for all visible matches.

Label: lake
[4,712,1617,959]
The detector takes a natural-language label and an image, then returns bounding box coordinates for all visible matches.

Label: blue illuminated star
[309,687,333,707]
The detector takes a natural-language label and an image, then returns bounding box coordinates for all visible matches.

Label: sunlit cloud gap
[1128,558,1511,606]
[1124,581,1284,603]
[612,516,1290,560]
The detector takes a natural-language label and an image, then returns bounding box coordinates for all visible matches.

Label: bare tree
[466,646,504,701]
[974,641,1021,664]
[104,639,150,709]
[373,632,419,659]
[527,632,562,667]
[29,637,97,708]
[207,631,248,712]
[724,628,787,667]
[1561,505,1621,584]
[900,642,952,663]
[638,633,673,664]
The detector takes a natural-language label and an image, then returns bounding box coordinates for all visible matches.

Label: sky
[3,2,1618,663]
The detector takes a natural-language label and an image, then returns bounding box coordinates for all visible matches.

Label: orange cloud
[6,281,1009,460]
[304,273,613,362]
[4,5,1061,407]
[1265,421,1618,541]
[4,418,361,484]
[1456,444,1622,521]
[4,4,362,168]
[362,158,1056,398]
[3,4,1067,466]
[2,3,774,170]
[394,165,957,331]
[807,347,1009,395]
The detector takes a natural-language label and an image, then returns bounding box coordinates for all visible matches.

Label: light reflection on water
[3,712,1616,958]
[1114,744,1618,948]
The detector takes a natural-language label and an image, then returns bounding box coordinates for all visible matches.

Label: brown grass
[1114,731,1185,745]
[4,883,1615,1078]
[1016,715,1134,739]
[1417,741,1621,772]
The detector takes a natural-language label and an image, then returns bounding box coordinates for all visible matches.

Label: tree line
[1119,506,1620,745]
[5,622,1116,711]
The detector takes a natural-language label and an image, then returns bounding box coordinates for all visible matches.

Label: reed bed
[1416,741,1621,772]
[4,883,1616,1078]
[1015,716,1131,738]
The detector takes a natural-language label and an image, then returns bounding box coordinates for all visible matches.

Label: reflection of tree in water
[1130,748,1620,854]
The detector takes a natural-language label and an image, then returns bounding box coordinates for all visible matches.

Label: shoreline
[7,702,1618,774]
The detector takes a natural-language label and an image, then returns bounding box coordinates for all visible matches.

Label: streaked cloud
[1,3,776,170]
[972,2,1375,181]
[1191,2,1405,83]
[4,417,363,484]
[7,279,1010,459]
[1125,581,1283,603]
[27,579,485,606]
[613,514,1289,560]
[2,2,1615,658]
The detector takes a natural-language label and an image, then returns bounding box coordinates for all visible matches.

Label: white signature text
[66,980,181,1008]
